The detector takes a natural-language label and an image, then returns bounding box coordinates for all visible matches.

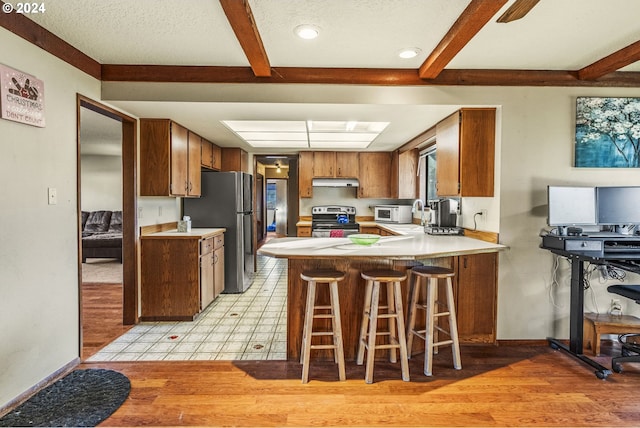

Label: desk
[541,234,640,379]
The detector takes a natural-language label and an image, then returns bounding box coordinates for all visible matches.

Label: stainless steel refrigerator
[183,171,254,293]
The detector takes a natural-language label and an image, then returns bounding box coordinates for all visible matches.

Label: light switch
[47,187,57,205]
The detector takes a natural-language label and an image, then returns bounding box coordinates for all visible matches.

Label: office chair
[607,284,640,373]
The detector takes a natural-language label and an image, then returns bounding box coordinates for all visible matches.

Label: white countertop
[258,233,506,260]
[142,228,226,239]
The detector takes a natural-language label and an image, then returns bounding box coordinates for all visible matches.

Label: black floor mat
[0,369,130,427]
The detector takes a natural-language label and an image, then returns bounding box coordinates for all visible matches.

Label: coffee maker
[426,198,462,235]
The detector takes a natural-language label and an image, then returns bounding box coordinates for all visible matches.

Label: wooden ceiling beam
[101,65,640,87]
[496,0,540,23]
[0,1,101,79]
[418,0,508,79]
[219,0,271,77]
[577,40,640,80]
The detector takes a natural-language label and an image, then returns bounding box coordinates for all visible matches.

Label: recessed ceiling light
[295,24,320,40]
[398,48,421,59]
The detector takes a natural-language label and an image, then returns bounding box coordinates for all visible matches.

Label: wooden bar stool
[356,269,410,384]
[406,265,461,376]
[299,269,347,383]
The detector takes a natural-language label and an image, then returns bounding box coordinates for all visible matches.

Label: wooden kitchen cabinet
[454,252,498,343]
[313,152,336,177]
[435,108,495,197]
[313,151,359,178]
[140,119,201,197]
[391,148,418,199]
[221,147,249,172]
[358,152,392,198]
[298,151,313,198]
[201,138,222,171]
[335,152,359,178]
[140,231,225,321]
[297,225,311,237]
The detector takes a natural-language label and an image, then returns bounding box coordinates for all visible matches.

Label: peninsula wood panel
[140,238,200,320]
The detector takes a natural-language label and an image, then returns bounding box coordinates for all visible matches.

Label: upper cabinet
[313,151,359,178]
[358,152,392,198]
[140,119,201,197]
[221,148,249,172]
[298,151,313,198]
[201,138,222,171]
[436,108,496,197]
[391,149,418,199]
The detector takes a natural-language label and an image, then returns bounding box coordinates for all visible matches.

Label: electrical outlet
[480,209,487,217]
[138,207,143,218]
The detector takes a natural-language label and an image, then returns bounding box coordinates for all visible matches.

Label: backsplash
[298,187,415,217]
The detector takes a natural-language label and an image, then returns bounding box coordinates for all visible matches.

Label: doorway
[77,95,138,359]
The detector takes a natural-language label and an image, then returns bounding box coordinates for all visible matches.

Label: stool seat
[361,269,407,282]
[357,269,410,383]
[411,266,455,278]
[299,270,346,383]
[301,269,346,282]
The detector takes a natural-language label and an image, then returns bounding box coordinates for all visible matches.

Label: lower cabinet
[297,225,311,237]
[454,252,498,343]
[141,232,225,321]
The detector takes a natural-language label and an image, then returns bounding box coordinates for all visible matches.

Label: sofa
[81,210,123,263]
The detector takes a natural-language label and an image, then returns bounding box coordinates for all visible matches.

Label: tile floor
[87,255,288,362]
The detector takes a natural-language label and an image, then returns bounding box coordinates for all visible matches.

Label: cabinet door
[214,246,225,298]
[313,152,336,177]
[297,226,311,237]
[170,122,189,196]
[212,143,222,171]
[221,148,249,172]
[358,152,391,198]
[391,149,418,199]
[336,152,359,178]
[459,109,495,197]
[201,138,213,169]
[187,131,201,197]
[455,252,497,343]
[435,112,460,197]
[140,119,172,196]
[200,251,215,310]
[298,152,313,198]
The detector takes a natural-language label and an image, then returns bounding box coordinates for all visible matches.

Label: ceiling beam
[418,0,508,79]
[219,0,271,77]
[496,0,540,23]
[577,40,640,80]
[101,64,640,87]
[0,1,101,79]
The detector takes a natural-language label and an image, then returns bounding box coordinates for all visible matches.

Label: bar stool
[406,265,461,376]
[299,269,347,383]
[356,269,410,383]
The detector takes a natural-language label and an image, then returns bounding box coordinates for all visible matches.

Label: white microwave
[374,205,413,224]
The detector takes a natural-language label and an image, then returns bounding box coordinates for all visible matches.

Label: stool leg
[301,280,317,383]
[365,281,381,384]
[387,281,397,363]
[406,273,420,357]
[393,280,410,382]
[329,280,346,381]
[433,279,439,355]
[445,277,462,370]
[424,277,437,376]
[357,279,374,365]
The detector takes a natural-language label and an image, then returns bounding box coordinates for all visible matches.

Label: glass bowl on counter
[348,234,381,246]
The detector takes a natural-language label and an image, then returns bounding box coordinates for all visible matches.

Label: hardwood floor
[83,342,640,427]
[82,282,131,359]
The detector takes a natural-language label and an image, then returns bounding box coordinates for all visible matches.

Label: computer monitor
[547,186,597,227]
[596,186,640,225]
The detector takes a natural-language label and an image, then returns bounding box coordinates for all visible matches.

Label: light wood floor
[82,342,640,427]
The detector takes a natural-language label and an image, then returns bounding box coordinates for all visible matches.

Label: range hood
[312,178,360,188]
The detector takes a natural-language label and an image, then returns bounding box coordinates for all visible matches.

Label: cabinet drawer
[213,234,224,250]
[200,237,214,255]
[298,226,311,237]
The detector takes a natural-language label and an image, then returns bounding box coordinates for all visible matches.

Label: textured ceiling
[21,0,640,152]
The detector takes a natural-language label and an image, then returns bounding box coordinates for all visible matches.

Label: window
[419,147,437,203]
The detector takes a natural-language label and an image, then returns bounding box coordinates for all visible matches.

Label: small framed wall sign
[575,97,640,168]
[0,64,46,127]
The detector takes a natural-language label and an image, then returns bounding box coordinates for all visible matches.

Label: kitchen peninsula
[258,233,506,361]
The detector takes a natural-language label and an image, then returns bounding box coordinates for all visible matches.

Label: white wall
[80,155,122,211]
[0,28,102,408]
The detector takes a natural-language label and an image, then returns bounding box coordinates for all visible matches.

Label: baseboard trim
[0,358,80,417]
[496,339,557,346]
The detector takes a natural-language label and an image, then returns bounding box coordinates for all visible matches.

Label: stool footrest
[432,339,454,347]
[313,314,335,319]
[311,331,335,337]
[310,344,339,350]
